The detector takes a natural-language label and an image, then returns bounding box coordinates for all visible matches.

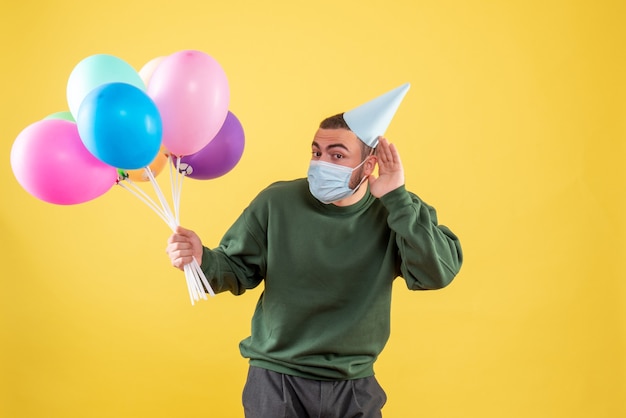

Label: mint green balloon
[44,111,75,122]
[66,54,145,119]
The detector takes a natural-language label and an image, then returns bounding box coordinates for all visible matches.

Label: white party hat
[343,83,410,147]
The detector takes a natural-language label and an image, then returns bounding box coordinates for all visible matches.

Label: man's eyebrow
[311,141,350,151]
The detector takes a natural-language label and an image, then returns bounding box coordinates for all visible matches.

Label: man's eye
[333,154,344,159]
[312,151,321,157]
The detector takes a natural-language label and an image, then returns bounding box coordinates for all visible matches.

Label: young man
[166,86,463,417]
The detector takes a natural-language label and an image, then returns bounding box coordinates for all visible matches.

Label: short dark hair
[319,113,350,130]
[319,113,374,158]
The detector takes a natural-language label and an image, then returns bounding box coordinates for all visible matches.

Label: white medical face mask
[307,158,368,204]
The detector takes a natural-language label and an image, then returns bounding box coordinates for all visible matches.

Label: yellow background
[1,1,624,417]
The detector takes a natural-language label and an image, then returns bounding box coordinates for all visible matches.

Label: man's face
[311,128,369,189]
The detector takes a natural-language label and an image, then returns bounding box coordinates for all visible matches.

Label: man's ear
[364,155,378,176]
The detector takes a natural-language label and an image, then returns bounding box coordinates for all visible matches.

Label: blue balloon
[77,82,162,170]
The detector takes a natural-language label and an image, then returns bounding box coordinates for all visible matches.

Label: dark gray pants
[242,366,387,418]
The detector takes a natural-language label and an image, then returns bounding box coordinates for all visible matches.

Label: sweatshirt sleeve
[380,185,463,290]
[199,206,267,296]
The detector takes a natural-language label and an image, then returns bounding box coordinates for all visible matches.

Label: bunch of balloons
[11,50,245,204]
[10,50,246,304]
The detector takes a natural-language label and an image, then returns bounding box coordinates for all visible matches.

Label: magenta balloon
[147,50,230,157]
[179,111,245,180]
[10,119,118,205]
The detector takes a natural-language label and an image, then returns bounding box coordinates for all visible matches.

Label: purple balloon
[178,111,245,179]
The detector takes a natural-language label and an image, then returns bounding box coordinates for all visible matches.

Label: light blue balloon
[67,54,145,119]
[77,82,162,170]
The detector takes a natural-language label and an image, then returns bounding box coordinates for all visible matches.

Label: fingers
[375,137,401,168]
[375,137,389,161]
[166,226,200,270]
[166,242,193,270]
[166,239,194,254]
[370,137,405,198]
[387,142,401,166]
[173,225,197,239]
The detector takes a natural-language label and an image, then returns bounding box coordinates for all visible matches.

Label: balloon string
[192,264,208,298]
[175,156,184,225]
[168,155,180,224]
[183,264,198,305]
[119,165,215,303]
[145,166,176,229]
[124,177,172,223]
[168,155,178,223]
[117,181,174,229]
[192,257,215,296]
[167,155,186,225]
[124,177,158,207]
[166,157,216,299]
[185,262,206,303]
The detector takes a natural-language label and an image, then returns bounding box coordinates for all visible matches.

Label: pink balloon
[11,119,118,205]
[147,50,230,157]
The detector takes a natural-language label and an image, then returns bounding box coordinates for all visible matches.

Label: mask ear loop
[352,147,376,193]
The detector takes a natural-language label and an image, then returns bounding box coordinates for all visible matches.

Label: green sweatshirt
[201,178,462,380]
